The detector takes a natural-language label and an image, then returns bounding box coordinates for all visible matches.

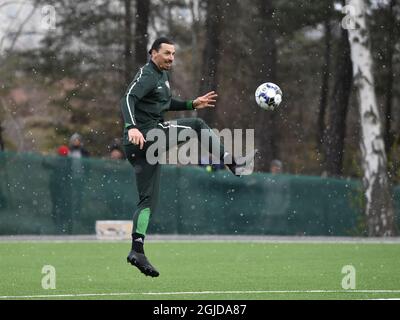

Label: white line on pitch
[1,290,400,299]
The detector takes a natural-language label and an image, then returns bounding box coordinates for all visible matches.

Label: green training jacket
[120,60,194,145]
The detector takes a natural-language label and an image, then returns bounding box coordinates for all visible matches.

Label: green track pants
[124,117,226,236]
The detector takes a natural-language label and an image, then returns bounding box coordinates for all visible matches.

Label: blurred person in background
[103,140,127,219]
[68,133,90,231]
[69,133,90,158]
[43,145,72,234]
[109,139,125,160]
[110,147,125,160]
[270,159,283,174]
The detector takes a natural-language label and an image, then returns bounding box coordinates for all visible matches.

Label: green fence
[0,151,399,236]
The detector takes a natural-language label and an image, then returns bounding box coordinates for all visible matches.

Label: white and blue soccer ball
[255,82,283,110]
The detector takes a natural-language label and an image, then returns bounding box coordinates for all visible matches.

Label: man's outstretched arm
[169,91,218,111]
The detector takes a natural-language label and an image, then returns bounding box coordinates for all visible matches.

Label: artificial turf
[0,241,399,300]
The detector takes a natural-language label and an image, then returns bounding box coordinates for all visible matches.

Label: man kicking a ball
[120,37,255,277]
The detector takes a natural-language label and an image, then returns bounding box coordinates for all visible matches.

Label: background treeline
[0,0,399,180]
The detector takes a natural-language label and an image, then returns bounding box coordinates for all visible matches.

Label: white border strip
[2,290,400,299]
[2,235,400,244]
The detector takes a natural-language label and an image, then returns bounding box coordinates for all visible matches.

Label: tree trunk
[124,0,149,81]
[254,0,278,172]
[316,7,332,154]
[347,0,397,236]
[188,0,201,93]
[134,0,150,69]
[0,125,4,151]
[199,0,222,94]
[323,27,353,176]
[124,0,133,83]
[197,0,224,127]
[383,0,396,154]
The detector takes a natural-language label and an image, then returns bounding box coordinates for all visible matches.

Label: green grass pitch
[0,241,399,300]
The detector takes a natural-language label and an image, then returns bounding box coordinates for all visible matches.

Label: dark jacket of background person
[68,133,90,228]
[42,145,73,234]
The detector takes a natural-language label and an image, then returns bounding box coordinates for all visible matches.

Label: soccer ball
[255,82,283,110]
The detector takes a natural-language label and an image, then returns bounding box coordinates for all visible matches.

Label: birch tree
[346,0,397,236]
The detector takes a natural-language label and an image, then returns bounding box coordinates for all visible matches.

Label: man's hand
[128,128,146,149]
[193,91,218,109]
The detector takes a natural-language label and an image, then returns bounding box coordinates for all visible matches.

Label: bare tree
[383,0,396,154]
[198,0,223,94]
[0,1,38,52]
[123,0,149,82]
[187,0,201,92]
[323,26,353,176]
[0,0,38,151]
[316,4,332,154]
[347,0,397,236]
[0,123,4,151]
[123,0,133,83]
[254,0,278,172]
[197,0,224,126]
[134,0,150,70]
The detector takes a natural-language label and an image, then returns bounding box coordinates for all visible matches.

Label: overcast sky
[0,0,56,52]
[0,0,391,53]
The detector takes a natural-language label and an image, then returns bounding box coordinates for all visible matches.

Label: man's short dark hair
[148,37,174,54]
